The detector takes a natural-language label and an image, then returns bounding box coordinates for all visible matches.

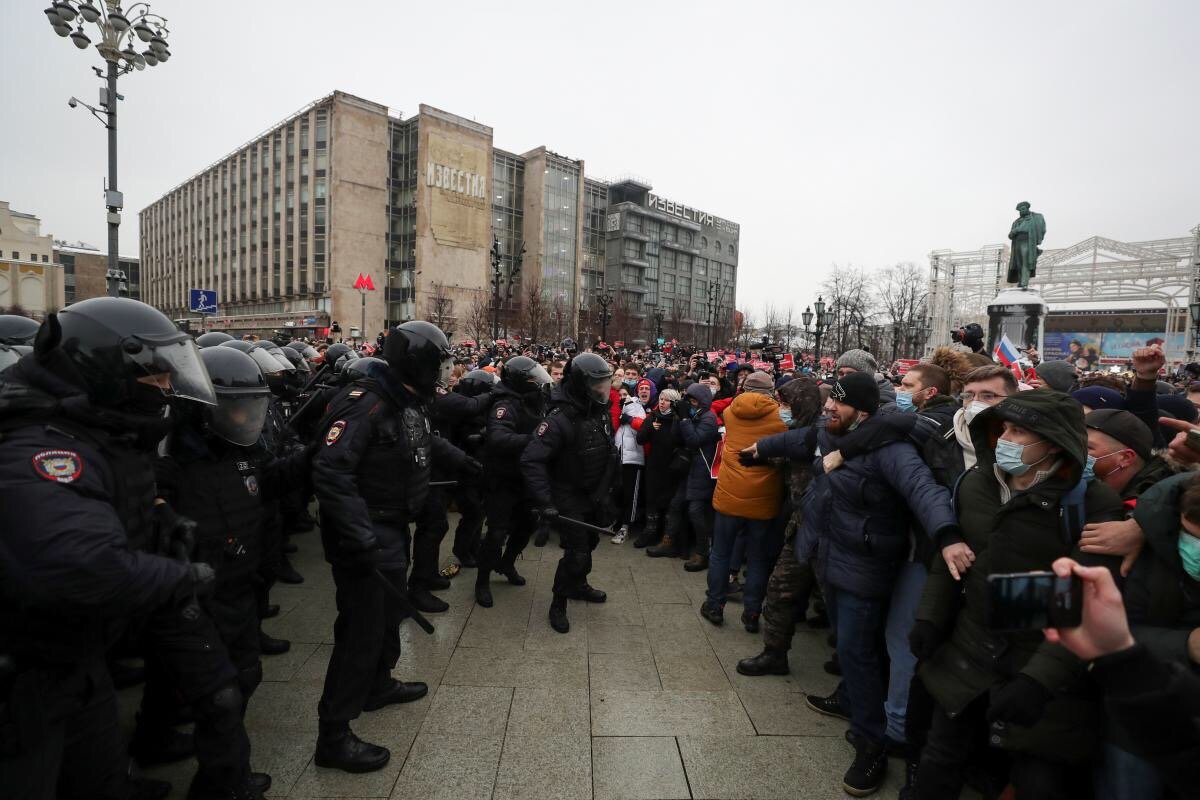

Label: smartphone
[986,571,1082,632]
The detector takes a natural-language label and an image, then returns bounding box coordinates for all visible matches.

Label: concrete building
[53,241,140,304]
[140,91,741,344]
[0,201,65,317]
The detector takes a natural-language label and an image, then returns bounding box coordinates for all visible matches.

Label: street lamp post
[1188,302,1200,357]
[46,1,171,298]
[595,287,613,343]
[652,306,665,343]
[802,295,831,365]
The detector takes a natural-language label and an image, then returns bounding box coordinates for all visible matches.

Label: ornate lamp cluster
[44,1,171,71]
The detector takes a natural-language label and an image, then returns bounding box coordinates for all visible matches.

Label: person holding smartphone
[908,390,1125,799]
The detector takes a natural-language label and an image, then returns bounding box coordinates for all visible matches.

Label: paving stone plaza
[118,514,927,799]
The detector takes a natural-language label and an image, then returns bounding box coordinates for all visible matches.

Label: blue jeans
[829,585,889,745]
[884,560,927,743]
[706,512,782,614]
[1094,741,1164,800]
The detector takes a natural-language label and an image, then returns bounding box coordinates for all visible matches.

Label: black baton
[373,570,435,634]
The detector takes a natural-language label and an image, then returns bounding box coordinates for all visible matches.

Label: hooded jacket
[713,391,787,519]
[915,389,1125,762]
[675,382,720,501]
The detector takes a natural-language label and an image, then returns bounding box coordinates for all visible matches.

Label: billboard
[1042,332,1101,366]
[1100,331,1183,358]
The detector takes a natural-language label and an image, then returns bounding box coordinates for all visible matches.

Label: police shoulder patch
[495,406,507,419]
[348,389,365,399]
[325,420,347,446]
[32,449,84,484]
[535,421,550,437]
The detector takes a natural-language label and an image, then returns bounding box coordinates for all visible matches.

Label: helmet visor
[271,351,295,372]
[437,357,453,387]
[527,364,552,388]
[208,394,270,446]
[127,332,217,406]
[248,349,283,376]
[588,377,611,405]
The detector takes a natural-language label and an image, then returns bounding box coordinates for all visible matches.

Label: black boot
[736,647,790,676]
[363,679,428,711]
[897,758,919,800]
[567,583,605,603]
[130,725,194,766]
[843,738,887,797]
[548,595,570,633]
[423,574,452,591]
[699,600,724,626]
[249,773,272,795]
[186,774,262,800]
[259,629,291,656]
[262,603,281,619]
[533,524,550,547]
[633,514,659,548]
[409,588,450,613]
[454,547,479,567]
[277,557,304,585]
[314,722,390,773]
[474,572,494,608]
[499,564,526,586]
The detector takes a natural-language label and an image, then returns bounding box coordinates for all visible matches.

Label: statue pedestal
[987,288,1047,357]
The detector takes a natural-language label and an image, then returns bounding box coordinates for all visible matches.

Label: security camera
[68,97,78,108]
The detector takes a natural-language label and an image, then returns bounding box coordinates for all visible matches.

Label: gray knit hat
[835,348,878,375]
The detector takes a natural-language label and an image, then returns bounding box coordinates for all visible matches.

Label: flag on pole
[993,334,1024,383]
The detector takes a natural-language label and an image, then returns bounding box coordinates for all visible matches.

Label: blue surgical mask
[1081,454,1097,483]
[779,407,793,426]
[995,437,1046,476]
[688,405,698,418]
[1178,531,1200,580]
[895,391,915,412]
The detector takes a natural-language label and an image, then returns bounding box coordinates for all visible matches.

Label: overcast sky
[2,0,1197,313]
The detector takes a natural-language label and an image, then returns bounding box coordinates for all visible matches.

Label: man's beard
[825,413,849,434]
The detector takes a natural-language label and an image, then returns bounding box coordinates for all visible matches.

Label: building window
[728,243,736,256]
[678,276,691,296]
[724,263,735,281]
[696,258,707,276]
[714,240,722,252]
[623,214,642,234]
[700,236,708,249]
[622,240,642,260]
[42,254,48,263]
[661,225,676,243]
[679,230,693,247]
[645,218,660,240]
[10,251,16,259]
[621,265,642,286]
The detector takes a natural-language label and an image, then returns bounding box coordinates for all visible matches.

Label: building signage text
[645,194,739,237]
[427,162,487,201]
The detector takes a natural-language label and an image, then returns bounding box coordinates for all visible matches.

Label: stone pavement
[120,517,919,799]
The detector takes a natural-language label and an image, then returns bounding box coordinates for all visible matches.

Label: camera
[950,329,963,343]
[68,97,78,108]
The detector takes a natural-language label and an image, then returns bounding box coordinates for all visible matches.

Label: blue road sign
[189,289,218,315]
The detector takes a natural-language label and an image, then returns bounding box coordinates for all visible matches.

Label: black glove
[538,506,559,524]
[986,674,1050,727]
[619,413,633,426]
[737,450,763,467]
[673,399,691,419]
[908,620,945,661]
[155,503,197,561]
[461,456,483,476]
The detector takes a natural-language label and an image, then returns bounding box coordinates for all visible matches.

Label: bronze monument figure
[1006,201,1046,290]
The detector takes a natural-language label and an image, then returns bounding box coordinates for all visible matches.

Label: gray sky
[3,0,1197,314]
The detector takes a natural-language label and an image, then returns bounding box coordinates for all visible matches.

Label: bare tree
[608,290,635,345]
[425,282,456,338]
[521,276,549,344]
[464,290,491,345]
[821,266,873,357]
[873,262,929,360]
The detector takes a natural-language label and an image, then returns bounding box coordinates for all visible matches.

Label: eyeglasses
[958,390,1009,404]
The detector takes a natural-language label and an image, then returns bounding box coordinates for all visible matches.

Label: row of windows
[9,251,49,263]
[623,213,737,258]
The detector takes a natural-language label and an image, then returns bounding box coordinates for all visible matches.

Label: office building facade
[140,91,739,344]
[0,200,65,317]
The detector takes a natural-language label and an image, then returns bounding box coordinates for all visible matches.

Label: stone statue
[1006,201,1046,290]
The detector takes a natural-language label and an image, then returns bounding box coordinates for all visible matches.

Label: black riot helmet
[0,343,20,372]
[333,350,360,374]
[343,356,388,381]
[565,352,614,407]
[456,369,496,398]
[198,346,270,446]
[196,331,235,348]
[323,342,352,367]
[0,314,41,346]
[501,355,551,395]
[39,297,217,410]
[383,320,452,398]
[219,339,254,354]
[280,345,311,374]
[253,340,295,373]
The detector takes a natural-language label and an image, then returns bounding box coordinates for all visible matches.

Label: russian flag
[993,334,1024,383]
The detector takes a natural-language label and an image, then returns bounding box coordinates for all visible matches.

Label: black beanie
[830,371,879,413]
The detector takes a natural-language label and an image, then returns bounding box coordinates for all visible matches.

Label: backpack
[951,470,1087,548]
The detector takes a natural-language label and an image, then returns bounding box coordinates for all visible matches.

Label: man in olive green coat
[908,390,1124,799]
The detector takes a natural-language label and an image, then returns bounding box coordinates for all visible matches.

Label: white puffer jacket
[614,398,646,465]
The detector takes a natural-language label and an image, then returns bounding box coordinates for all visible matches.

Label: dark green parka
[915,389,1124,762]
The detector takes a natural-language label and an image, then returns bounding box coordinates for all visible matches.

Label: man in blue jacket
[747,371,961,797]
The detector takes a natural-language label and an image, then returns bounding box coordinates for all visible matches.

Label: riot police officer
[138,345,276,798]
[521,353,617,633]
[310,321,474,773]
[0,298,216,800]
[475,356,551,608]
[448,369,496,566]
[409,368,496,612]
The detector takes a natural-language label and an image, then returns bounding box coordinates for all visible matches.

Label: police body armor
[168,442,264,583]
[551,404,616,510]
[355,387,432,520]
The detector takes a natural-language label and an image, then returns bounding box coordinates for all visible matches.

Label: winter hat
[836,348,878,375]
[742,371,775,395]
[1035,360,1076,393]
[1070,386,1125,411]
[830,371,879,412]
[1085,409,1153,462]
[1158,394,1199,424]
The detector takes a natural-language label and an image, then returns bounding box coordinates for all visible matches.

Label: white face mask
[964,401,989,424]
